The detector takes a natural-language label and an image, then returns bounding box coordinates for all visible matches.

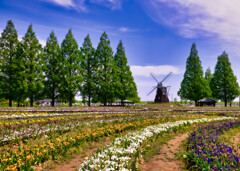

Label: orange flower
[26,155,32,160]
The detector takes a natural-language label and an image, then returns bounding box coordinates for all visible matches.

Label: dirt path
[141,132,189,171]
[230,132,240,154]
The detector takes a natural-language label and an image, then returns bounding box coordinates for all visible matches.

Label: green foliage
[61,29,82,107]
[22,24,44,107]
[0,20,19,107]
[204,67,212,98]
[178,43,211,105]
[93,32,116,105]
[210,52,239,106]
[14,42,28,106]
[114,40,139,105]
[80,34,95,107]
[43,31,63,106]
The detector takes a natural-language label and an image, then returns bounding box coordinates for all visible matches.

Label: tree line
[178,43,240,107]
[0,20,139,107]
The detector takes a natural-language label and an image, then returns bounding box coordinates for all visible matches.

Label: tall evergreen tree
[205,67,212,83]
[80,34,95,107]
[114,40,139,106]
[14,43,28,106]
[94,32,116,106]
[43,31,63,106]
[204,67,212,98]
[178,43,211,106]
[210,52,239,107]
[22,24,43,107]
[0,20,19,107]
[61,29,82,107]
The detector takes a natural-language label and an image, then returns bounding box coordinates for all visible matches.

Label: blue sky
[1,0,240,101]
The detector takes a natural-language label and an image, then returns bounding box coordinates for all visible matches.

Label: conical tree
[204,67,212,98]
[210,52,239,107]
[43,31,63,106]
[80,34,95,107]
[14,42,28,107]
[0,20,19,107]
[61,29,82,107]
[114,40,139,106]
[94,32,116,106]
[22,24,44,107]
[178,43,211,106]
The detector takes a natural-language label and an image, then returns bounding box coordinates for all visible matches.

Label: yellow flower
[26,155,33,160]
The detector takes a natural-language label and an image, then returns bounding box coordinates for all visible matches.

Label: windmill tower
[147,72,172,103]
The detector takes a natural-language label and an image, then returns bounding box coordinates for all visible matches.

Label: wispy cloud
[90,0,122,10]
[45,0,75,8]
[43,0,87,11]
[119,27,129,32]
[42,0,122,11]
[130,65,182,77]
[18,34,46,47]
[140,0,240,53]
[118,27,138,33]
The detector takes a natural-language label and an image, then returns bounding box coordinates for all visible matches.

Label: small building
[115,100,135,106]
[36,99,60,106]
[197,98,217,107]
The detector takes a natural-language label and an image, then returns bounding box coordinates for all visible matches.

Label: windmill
[147,72,172,103]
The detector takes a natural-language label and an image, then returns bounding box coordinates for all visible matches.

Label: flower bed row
[79,117,234,171]
[0,115,189,170]
[186,119,240,170]
[0,114,215,170]
[0,114,146,144]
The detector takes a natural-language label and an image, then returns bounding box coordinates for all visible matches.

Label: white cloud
[43,0,87,11]
[90,0,122,10]
[45,0,75,7]
[140,0,240,53]
[130,65,182,77]
[43,0,122,11]
[18,35,46,46]
[119,27,129,32]
[38,39,46,46]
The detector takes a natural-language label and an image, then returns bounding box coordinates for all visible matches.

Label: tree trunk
[51,97,55,107]
[88,94,91,107]
[69,93,72,107]
[104,97,107,106]
[30,94,34,107]
[121,99,124,107]
[17,99,20,107]
[225,100,227,107]
[195,100,198,106]
[52,88,55,107]
[9,97,12,107]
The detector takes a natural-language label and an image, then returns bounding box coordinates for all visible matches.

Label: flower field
[0,107,240,171]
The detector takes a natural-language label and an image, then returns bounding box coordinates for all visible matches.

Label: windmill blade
[147,86,157,96]
[161,72,172,83]
[150,73,159,83]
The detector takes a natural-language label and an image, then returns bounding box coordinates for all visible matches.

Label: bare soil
[230,132,240,154]
[32,137,111,171]
[141,132,189,171]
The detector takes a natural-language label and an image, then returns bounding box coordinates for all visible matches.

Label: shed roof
[115,100,134,103]
[198,98,217,103]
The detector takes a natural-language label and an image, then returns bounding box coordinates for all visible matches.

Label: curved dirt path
[229,132,240,154]
[141,132,189,171]
[49,139,110,171]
